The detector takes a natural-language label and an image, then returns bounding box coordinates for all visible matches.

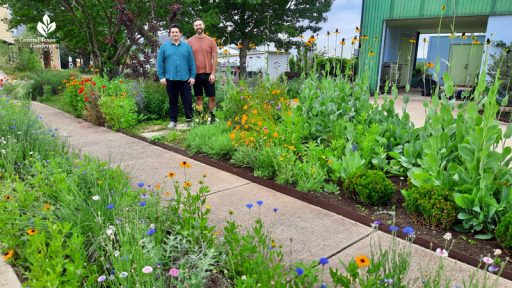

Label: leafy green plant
[99,94,139,131]
[139,80,171,120]
[496,212,512,249]
[184,122,234,159]
[230,145,259,168]
[402,185,457,229]
[352,170,395,205]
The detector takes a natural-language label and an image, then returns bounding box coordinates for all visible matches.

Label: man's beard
[195,28,203,34]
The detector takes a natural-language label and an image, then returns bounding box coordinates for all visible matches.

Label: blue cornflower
[256,200,263,206]
[295,267,304,276]
[147,228,156,236]
[319,257,329,266]
[488,265,499,273]
[107,204,114,209]
[137,182,144,188]
[246,203,253,209]
[402,226,415,236]
[389,225,399,232]
[273,208,278,214]
[9,125,16,129]
[140,201,146,207]
[371,220,381,228]
[351,143,358,151]
[320,284,328,288]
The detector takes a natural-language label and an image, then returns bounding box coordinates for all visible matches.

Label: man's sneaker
[209,112,216,124]
[167,121,177,129]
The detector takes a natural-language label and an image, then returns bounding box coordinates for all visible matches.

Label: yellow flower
[223,49,229,55]
[42,203,51,211]
[340,38,346,46]
[183,181,192,188]
[167,171,176,178]
[229,132,236,139]
[409,38,416,44]
[252,109,258,115]
[155,184,161,190]
[271,239,277,248]
[461,32,467,40]
[272,132,279,138]
[271,89,281,95]
[472,40,480,45]
[355,255,370,268]
[205,204,211,210]
[243,105,248,110]
[426,62,435,69]
[292,98,299,103]
[355,26,360,33]
[3,250,14,261]
[4,195,13,201]
[352,36,358,44]
[27,228,37,236]
[227,120,232,127]
[179,161,191,169]
[361,35,368,40]
[163,191,172,197]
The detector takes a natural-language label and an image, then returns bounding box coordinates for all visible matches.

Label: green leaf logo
[37,15,56,37]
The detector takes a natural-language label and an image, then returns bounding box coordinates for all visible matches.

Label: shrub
[99,95,139,131]
[402,185,457,229]
[352,170,395,205]
[140,80,171,120]
[342,170,364,199]
[27,69,75,100]
[496,212,512,249]
[230,145,258,168]
[184,122,234,159]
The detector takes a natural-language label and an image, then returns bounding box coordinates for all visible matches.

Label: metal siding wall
[361,0,512,92]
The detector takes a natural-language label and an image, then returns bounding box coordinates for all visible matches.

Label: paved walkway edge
[121,129,512,282]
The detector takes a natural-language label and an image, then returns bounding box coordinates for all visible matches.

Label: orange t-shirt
[187,35,218,74]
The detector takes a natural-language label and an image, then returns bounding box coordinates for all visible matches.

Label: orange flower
[155,184,161,190]
[271,89,281,95]
[163,191,172,197]
[340,38,346,46]
[183,181,192,188]
[355,255,370,268]
[229,132,236,139]
[292,98,299,103]
[227,120,232,127]
[472,40,480,45]
[3,250,14,261]
[27,228,37,236]
[167,171,176,178]
[179,161,191,169]
[426,62,435,69]
[272,132,279,138]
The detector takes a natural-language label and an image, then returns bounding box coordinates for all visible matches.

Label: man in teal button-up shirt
[157,24,196,128]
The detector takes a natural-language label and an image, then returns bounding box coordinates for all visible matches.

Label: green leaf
[454,193,474,209]
[504,124,512,139]
[474,234,493,240]
[458,212,473,220]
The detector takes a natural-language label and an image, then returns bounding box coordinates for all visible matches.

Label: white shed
[218,47,290,80]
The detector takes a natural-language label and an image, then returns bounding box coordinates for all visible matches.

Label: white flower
[106,225,116,236]
[436,248,449,257]
[108,275,115,280]
[142,266,153,273]
[493,249,502,256]
[241,275,247,280]
[149,223,156,229]
[113,250,120,257]
[443,232,452,241]
[482,257,494,265]
[92,195,100,201]
[1,149,5,154]
[119,272,128,278]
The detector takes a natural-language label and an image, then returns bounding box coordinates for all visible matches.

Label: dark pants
[166,80,193,122]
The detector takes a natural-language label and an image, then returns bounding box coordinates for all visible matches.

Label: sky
[313,0,363,58]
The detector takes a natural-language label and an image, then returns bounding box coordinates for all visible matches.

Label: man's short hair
[193,18,204,24]
[169,23,181,33]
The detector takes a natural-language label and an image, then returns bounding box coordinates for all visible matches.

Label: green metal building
[359,0,512,93]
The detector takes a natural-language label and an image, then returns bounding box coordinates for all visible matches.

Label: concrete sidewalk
[1,101,510,287]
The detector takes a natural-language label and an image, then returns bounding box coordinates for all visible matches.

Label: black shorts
[193,73,216,97]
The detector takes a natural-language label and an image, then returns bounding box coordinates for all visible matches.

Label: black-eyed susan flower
[167,171,176,178]
[179,161,191,169]
[352,36,358,44]
[340,38,346,45]
[355,255,370,268]
[472,40,480,45]
[335,28,340,34]
[461,32,467,40]
[409,38,416,44]
[27,228,37,236]
[355,26,360,33]
[183,181,192,188]
[3,250,14,261]
[486,38,491,45]
[4,195,12,201]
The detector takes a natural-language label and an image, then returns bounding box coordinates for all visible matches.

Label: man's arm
[210,39,218,83]
[188,45,196,85]
[156,45,166,85]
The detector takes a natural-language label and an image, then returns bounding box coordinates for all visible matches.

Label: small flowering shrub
[98,94,139,131]
[496,212,512,249]
[347,170,395,205]
[184,122,234,159]
[402,185,457,229]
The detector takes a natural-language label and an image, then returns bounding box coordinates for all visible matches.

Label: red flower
[78,87,84,94]
[101,85,106,89]
[84,97,89,102]
[91,81,96,86]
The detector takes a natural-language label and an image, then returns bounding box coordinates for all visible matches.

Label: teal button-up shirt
[157,40,196,81]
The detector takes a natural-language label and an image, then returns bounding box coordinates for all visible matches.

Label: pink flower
[482,257,493,265]
[168,267,180,277]
[435,248,448,257]
[142,266,153,273]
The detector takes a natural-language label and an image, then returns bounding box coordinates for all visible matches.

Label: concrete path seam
[206,182,253,196]
[325,231,373,260]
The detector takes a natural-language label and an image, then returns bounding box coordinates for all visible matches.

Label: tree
[0,0,182,78]
[204,0,333,78]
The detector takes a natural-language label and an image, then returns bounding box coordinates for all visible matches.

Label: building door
[398,37,415,87]
[448,44,484,86]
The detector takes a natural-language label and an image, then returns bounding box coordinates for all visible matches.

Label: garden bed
[122,130,512,281]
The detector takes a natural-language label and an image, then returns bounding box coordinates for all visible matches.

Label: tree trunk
[239,38,250,79]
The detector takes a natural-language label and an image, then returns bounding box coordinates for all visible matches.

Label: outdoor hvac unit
[381,62,402,86]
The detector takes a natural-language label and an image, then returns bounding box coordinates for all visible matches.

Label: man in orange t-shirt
[187,19,218,123]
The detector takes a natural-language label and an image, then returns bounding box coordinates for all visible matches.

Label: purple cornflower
[107,204,114,209]
[488,265,499,273]
[256,200,263,206]
[273,208,278,214]
[137,182,144,188]
[295,267,304,276]
[139,201,146,207]
[402,226,415,236]
[147,228,156,236]
[246,203,253,209]
[389,225,399,232]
